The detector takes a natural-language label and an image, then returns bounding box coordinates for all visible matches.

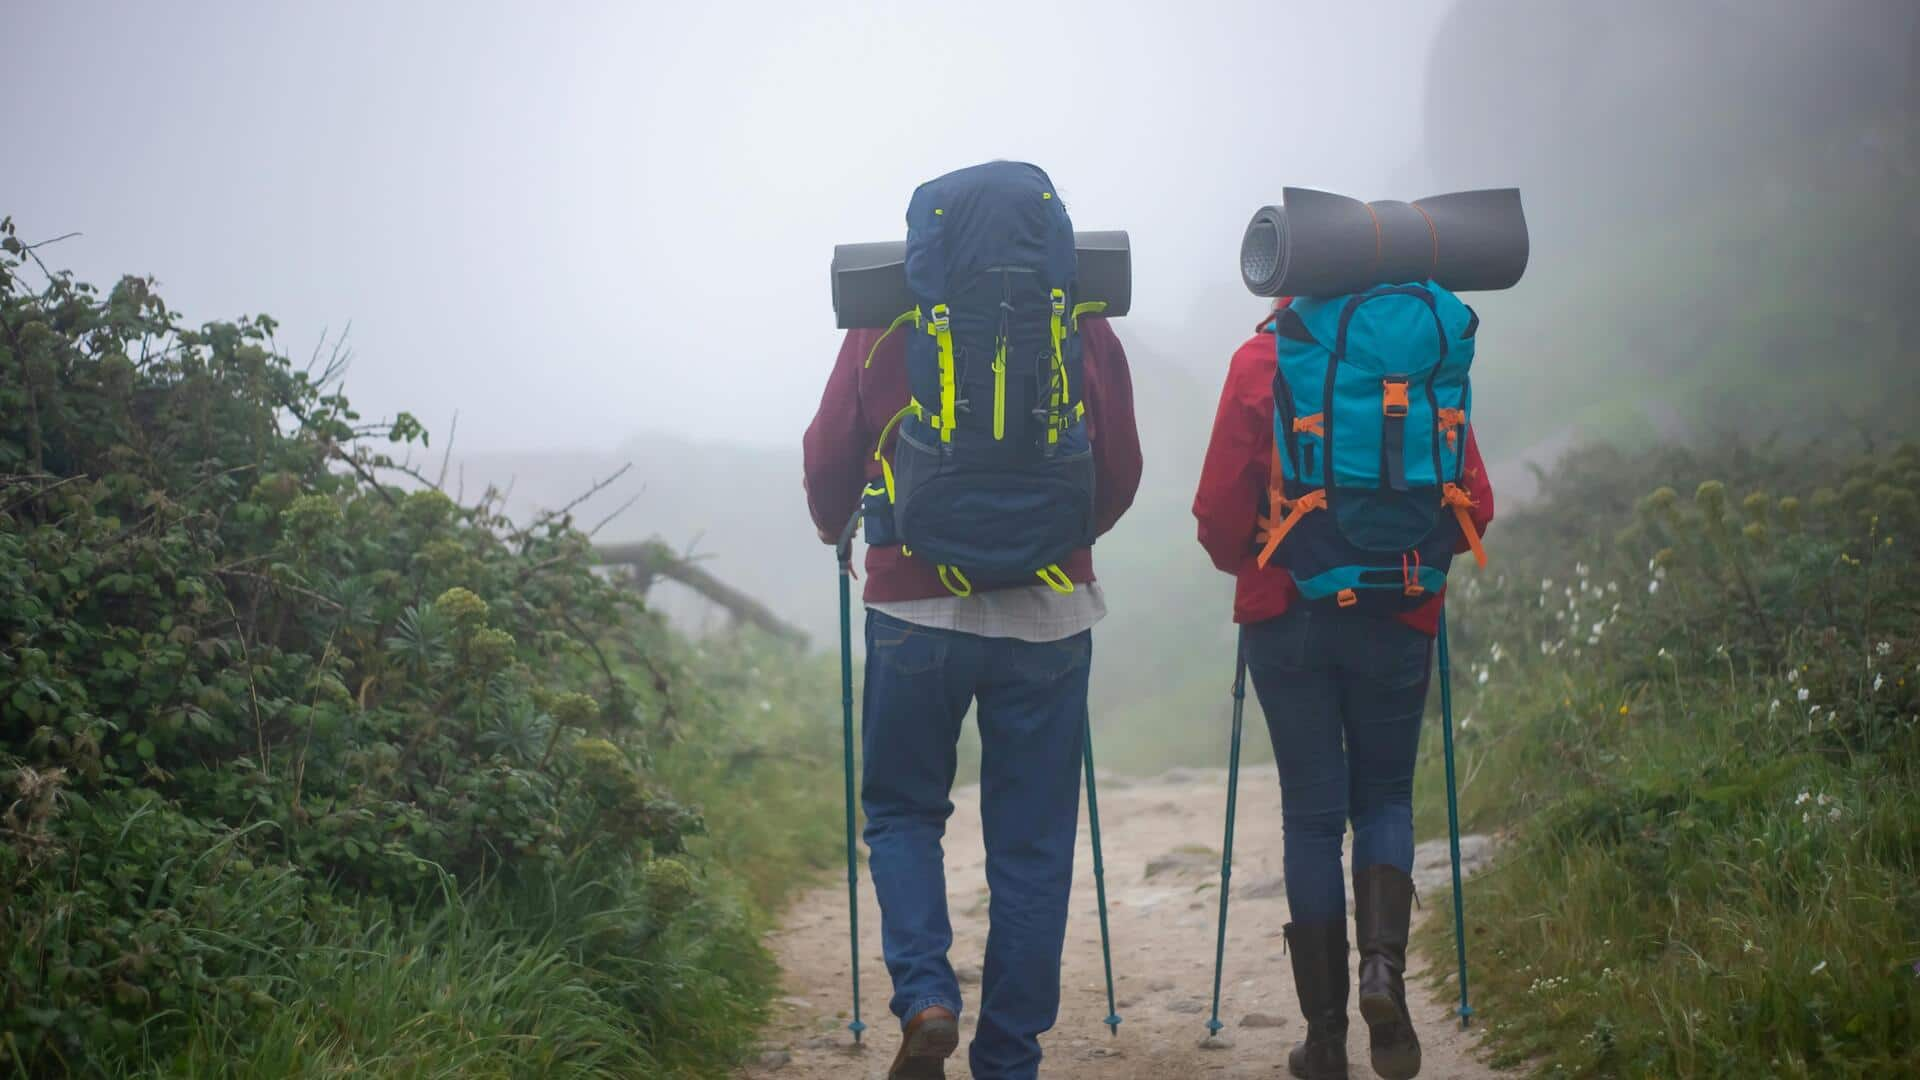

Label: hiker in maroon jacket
[1193,299,1494,1080]
[804,315,1141,1079]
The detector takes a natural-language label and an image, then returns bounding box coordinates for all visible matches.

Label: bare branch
[435,410,459,489]
[595,538,808,648]
[586,492,642,538]
[522,462,633,539]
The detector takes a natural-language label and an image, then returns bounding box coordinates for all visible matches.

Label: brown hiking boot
[887,1005,959,1080]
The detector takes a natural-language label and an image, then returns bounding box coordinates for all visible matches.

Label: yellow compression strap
[1036,564,1074,594]
[928,303,956,442]
[937,565,973,597]
[1071,300,1108,331]
[872,402,920,501]
[1049,289,1067,445]
[864,309,922,368]
[992,338,1007,440]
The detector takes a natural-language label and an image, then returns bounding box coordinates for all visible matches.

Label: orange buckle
[1382,378,1410,418]
[1437,407,1466,451]
[1292,412,1325,437]
[1337,588,1359,608]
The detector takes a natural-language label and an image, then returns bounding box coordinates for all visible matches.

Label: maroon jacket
[1192,310,1495,635]
[804,317,1143,603]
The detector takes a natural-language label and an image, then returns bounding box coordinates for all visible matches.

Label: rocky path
[740,767,1506,1079]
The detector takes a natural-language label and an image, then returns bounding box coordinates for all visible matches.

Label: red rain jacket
[1192,309,1494,635]
[804,317,1143,604]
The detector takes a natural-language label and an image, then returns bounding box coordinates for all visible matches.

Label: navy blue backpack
[860,162,1103,596]
[1257,282,1488,612]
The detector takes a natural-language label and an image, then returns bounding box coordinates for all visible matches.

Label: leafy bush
[0,219,835,1075]
[1412,437,1920,1077]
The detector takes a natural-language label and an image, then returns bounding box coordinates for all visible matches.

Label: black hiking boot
[1284,920,1350,1080]
[1355,864,1423,1079]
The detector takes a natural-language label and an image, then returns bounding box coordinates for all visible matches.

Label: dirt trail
[741,767,1506,1079]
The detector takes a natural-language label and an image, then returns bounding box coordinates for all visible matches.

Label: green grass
[1403,441,1920,1076]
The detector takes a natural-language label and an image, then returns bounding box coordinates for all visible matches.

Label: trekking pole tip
[1204,1016,1223,1036]
[1104,1014,1122,1035]
[849,1019,867,1043]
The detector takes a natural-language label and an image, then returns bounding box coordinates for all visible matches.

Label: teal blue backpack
[1257,281,1487,611]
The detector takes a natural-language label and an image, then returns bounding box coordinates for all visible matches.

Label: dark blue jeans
[861,610,1091,1080]
[1243,606,1432,924]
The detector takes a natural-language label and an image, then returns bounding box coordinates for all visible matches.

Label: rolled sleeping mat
[832,230,1132,329]
[1240,188,1528,298]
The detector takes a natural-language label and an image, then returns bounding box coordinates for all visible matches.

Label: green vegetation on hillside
[0,220,838,1076]
[1412,439,1920,1076]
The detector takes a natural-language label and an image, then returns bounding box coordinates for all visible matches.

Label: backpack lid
[903,162,1077,304]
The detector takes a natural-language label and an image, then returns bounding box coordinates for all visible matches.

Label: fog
[8,0,1915,769]
[7,0,1449,452]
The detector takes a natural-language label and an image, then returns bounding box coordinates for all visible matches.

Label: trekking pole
[1205,627,1248,1037]
[835,513,867,1044]
[1435,606,1473,1029]
[1081,711,1122,1036]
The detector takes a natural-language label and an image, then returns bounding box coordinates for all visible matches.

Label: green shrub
[0,219,834,1075]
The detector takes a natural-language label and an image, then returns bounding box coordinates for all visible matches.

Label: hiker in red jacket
[804,315,1141,1080]
[1193,299,1494,1080]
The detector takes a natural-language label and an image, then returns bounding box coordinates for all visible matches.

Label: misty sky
[8,1,1450,453]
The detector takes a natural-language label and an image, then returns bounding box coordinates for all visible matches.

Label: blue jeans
[1243,606,1432,924]
[861,610,1092,1080]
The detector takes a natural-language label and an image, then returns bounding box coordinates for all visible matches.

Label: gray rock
[1239,875,1287,899]
[1410,834,1496,897]
[1144,846,1219,879]
[1198,1033,1236,1050]
[1165,997,1208,1014]
[758,1049,793,1069]
[1240,1012,1289,1029]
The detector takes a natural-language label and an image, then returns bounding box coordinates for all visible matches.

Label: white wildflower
[1816,793,1833,807]
[1541,578,1554,592]
[1788,668,1800,684]
[1576,561,1590,578]
[1591,621,1606,637]
[1607,581,1620,594]
[1877,641,1893,658]
[1874,673,1886,693]
[1658,647,1671,659]
[1743,940,1757,954]
[1796,791,1812,805]
[1649,579,1661,595]
[1655,566,1667,580]
[1477,668,1490,686]
[1828,806,1843,821]
[1810,960,1828,976]
[1797,688,1810,703]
